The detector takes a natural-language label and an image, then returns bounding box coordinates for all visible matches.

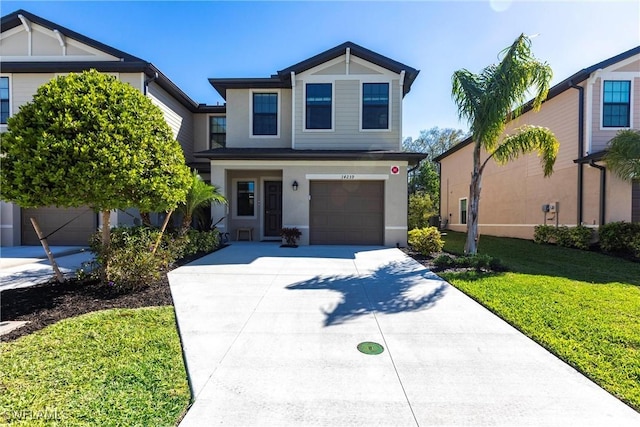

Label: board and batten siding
[147,81,194,163]
[294,79,400,150]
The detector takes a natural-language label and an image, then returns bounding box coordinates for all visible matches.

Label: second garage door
[309,181,384,245]
[22,206,97,246]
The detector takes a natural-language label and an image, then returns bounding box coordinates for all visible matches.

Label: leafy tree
[451,34,559,254]
[408,192,437,230]
[178,170,227,235]
[0,70,191,248]
[403,127,466,204]
[604,129,640,181]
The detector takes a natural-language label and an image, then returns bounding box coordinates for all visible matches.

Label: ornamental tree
[451,34,559,254]
[0,70,191,246]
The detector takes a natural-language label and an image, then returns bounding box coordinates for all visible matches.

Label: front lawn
[0,307,190,426]
[440,232,640,411]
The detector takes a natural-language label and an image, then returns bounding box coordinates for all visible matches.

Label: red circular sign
[391,166,399,174]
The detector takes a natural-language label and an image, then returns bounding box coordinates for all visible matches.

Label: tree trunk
[101,210,111,282]
[152,210,173,254]
[140,212,152,227]
[179,214,192,236]
[29,217,65,283]
[465,142,483,254]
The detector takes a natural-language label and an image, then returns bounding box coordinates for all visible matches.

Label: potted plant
[280,227,301,247]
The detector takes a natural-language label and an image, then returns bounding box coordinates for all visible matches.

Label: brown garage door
[310,181,384,245]
[22,207,97,246]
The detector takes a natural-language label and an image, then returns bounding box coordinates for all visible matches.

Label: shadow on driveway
[287,258,447,326]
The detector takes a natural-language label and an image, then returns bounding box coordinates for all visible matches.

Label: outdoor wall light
[292,181,299,191]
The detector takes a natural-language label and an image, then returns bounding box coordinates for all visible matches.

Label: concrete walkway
[0,246,93,292]
[169,243,639,426]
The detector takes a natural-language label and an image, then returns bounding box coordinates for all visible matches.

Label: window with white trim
[252,93,278,136]
[209,116,226,149]
[0,77,9,125]
[362,82,389,130]
[602,80,631,128]
[305,83,332,130]
[459,198,467,225]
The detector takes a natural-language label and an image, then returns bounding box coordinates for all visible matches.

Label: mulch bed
[0,251,208,342]
[2,247,452,343]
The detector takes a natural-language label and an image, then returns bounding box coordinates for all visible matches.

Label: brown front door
[264,181,282,237]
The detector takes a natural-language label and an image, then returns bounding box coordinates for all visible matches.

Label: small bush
[534,224,594,250]
[280,227,301,246]
[183,229,220,256]
[599,221,640,259]
[432,253,505,272]
[90,226,182,292]
[408,227,444,255]
[534,225,555,244]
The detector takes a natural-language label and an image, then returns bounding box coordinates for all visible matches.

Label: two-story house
[201,42,423,246]
[0,10,424,247]
[435,45,640,240]
[0,9,222,246]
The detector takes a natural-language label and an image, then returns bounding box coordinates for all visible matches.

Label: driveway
[168,243,639,426]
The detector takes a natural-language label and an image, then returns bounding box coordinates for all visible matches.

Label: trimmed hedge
[408,227,444,255]
[599,221,640,259]
[534,225,593,250]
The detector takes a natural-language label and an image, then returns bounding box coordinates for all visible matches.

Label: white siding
[147,81,195,163]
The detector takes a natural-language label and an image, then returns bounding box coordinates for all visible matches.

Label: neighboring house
[202,42,423,245]
[0,9,222,246]
[435,46,640,240]
[0,9,424,247]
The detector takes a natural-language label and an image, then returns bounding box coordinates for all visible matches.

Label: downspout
[291,71,296,149]
[143,70,159,96]
[589,160,606,226]
[570,82,585,225]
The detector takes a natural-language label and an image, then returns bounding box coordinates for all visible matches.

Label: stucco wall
[209,160,409,246]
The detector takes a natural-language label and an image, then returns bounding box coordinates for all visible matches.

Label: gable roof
[0,9,216,113]
[434,44,640,163]
[209,41,420,100]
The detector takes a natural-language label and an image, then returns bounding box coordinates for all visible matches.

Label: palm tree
[178,170,227,235]
[451,34,559,254]
[604,129,640,181]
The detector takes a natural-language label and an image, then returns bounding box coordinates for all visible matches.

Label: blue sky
[2,1,639,139]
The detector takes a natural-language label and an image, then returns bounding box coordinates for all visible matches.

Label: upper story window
[0,77,9,125]
[603,80,631,128]
[305,83,332,130]
[362,83,389,130]
[209,116,226,149]
[252,92,278,136]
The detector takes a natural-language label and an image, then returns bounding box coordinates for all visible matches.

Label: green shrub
[182,229,220,256]
[432,253,506,272]
[568,225,593,250]
[599,221,640,259]
[408,227,444,255]
[90,226,183,292]
[534,224,594,251]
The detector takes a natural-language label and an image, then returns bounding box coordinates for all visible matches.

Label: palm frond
[491,125,559,177]
[604,129,640,180]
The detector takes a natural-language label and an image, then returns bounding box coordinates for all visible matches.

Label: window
[209,116,226,149]
[362,83,389,130]
[459,198,467,225]
[603,80,631,128]
[237,181,255,217]
[0,77,9,125]
[253,93,278,136]
[306,83,332,130]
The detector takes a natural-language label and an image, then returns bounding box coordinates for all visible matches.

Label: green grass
[0,307,190,426]
[440,231,640,411]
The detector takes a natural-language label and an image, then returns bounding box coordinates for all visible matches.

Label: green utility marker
[357,341,384,355]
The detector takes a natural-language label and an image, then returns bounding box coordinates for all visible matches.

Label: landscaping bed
[1,251,208,342]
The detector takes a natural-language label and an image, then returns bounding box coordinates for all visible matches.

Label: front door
[264,181,282,237]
